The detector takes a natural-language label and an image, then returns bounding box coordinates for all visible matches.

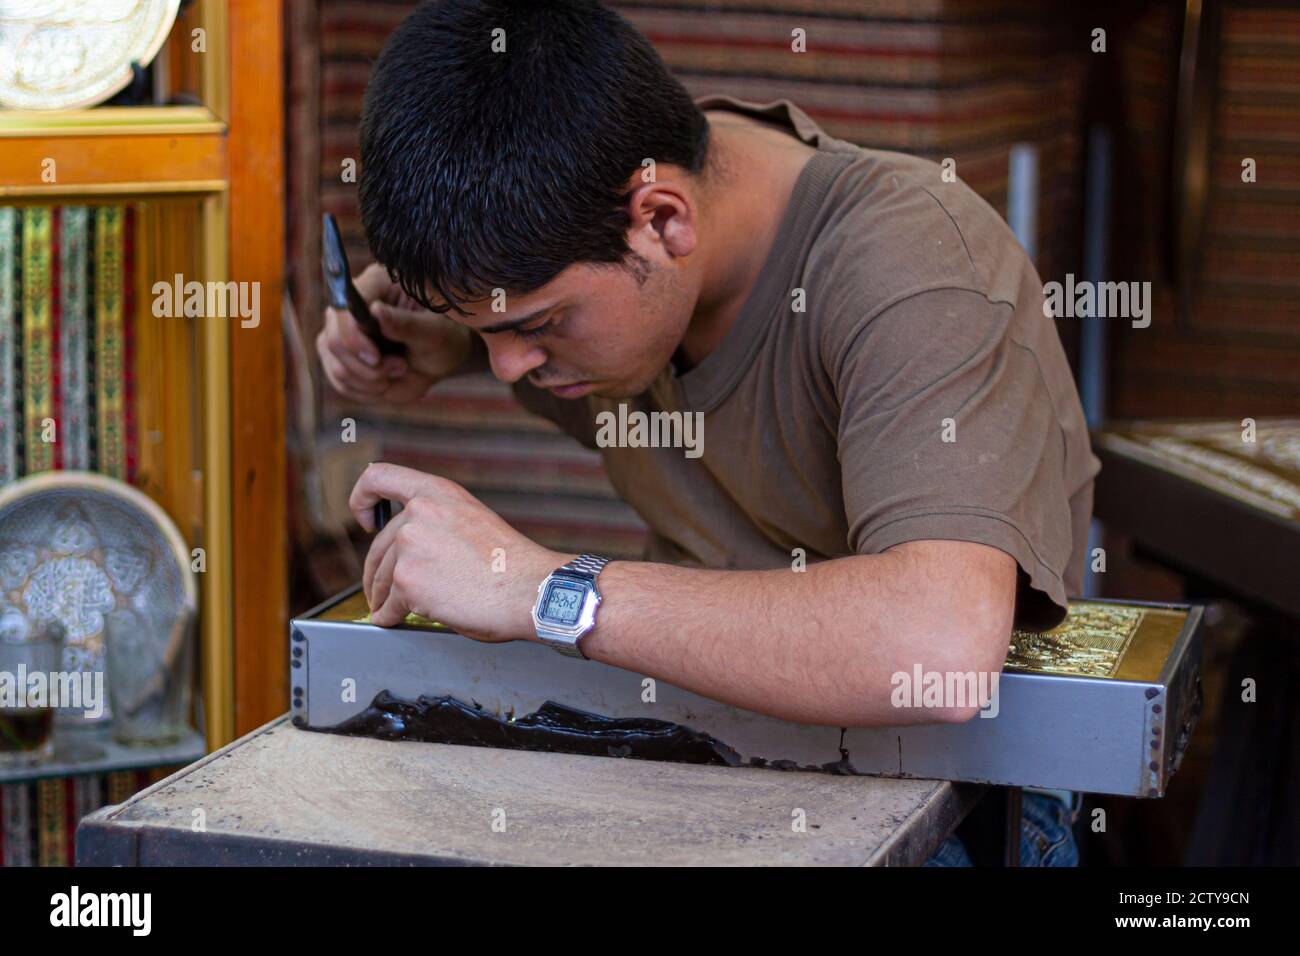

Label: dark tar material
[311,690,859,776]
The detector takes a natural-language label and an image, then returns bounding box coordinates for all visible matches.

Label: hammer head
[321,213,406,357]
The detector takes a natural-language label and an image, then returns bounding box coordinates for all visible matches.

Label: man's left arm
[350,463,1015,728]
[576,539,1016,726]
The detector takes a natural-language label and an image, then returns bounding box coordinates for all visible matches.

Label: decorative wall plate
[0,471,195,723]
[0,0,183,111]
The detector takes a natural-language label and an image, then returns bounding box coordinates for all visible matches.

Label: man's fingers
[370,572,409,628]
[348,462,433,531]
[371,301,451,350]
[361,508,397,603]
[369,301,407,340]
[366,531,402,623]
[319,350,386,397]
[353,261,395,301]
[362,506,414,606]
[316,345,389,401]
[326,306,381,368]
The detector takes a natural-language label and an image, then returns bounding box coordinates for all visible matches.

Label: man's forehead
[448,290,556,329]
[437,264,592,327]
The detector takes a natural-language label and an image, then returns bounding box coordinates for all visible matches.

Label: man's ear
[624,177,697,258]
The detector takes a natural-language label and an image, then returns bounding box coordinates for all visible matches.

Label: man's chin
[590,381,649,401]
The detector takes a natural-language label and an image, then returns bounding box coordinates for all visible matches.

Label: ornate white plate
[0,471,195,722]
[0,0,183,110]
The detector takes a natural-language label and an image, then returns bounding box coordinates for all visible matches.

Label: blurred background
[0,0,1296,866]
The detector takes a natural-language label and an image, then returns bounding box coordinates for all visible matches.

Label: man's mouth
[542,381,595,399]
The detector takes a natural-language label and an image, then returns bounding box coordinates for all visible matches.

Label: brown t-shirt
[513,94,1101,629]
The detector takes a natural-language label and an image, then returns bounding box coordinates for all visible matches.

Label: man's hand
[317,263,475,404]
[349,462,565,641]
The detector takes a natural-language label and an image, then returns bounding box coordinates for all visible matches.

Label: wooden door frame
[226,0,288,737]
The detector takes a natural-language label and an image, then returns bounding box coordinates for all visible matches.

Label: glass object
[105,604,195,746]
[0,620,65,768]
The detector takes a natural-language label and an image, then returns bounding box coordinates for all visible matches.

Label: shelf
[0,106,225,138]
[0,723,207,786]
[0,106,228,199]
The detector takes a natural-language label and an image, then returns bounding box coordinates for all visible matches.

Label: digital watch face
[541,580,587,627]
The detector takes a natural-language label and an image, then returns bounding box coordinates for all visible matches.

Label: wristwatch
[531,554,611,659]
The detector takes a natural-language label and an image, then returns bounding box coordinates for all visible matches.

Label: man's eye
[512,322,549,342]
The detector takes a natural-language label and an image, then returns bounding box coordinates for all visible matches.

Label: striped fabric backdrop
[1110,2,1300,417]
[0,204,153,867]
[289,0,1088,581]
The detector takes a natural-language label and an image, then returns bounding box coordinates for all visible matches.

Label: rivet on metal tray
[293,687,303,696]
[292,716,306,727]
[1145,687,1159,699]
[1152,704,1162,713]
[293,647,303,657]
[1148,761,1159,771]
[292,659,301,668]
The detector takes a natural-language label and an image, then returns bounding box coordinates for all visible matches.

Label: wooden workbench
[76,716,982,866]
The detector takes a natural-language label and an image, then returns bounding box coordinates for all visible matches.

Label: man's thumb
[370,302,409,340]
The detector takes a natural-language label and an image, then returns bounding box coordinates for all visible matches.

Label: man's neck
[679,112,818,368]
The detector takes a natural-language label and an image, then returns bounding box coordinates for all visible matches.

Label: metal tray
[290,588,1202,797]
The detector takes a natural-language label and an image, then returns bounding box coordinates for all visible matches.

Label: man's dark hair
[359,0,710,315]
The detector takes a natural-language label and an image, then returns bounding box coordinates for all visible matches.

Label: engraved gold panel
[315,589,451,632]
[1007,601,1189,681]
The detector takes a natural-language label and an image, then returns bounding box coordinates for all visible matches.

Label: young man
[320,2,1098,750]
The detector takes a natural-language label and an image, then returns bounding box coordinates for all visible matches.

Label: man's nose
[485,337,547,385]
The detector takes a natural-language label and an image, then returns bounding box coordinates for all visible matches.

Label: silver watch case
[532,571,602,658]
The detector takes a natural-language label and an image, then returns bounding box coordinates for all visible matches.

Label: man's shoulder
[803,146,1030,318]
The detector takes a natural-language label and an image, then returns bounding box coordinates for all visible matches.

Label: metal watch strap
[546,554,610,660]
[562,554,610,578]
[553,639,588,660]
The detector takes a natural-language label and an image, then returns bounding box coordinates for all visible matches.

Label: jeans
[923,791,1080,867]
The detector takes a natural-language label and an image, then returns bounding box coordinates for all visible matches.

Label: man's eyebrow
[477,307,553,335]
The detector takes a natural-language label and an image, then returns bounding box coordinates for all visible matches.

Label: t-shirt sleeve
[827,286,1076,630]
